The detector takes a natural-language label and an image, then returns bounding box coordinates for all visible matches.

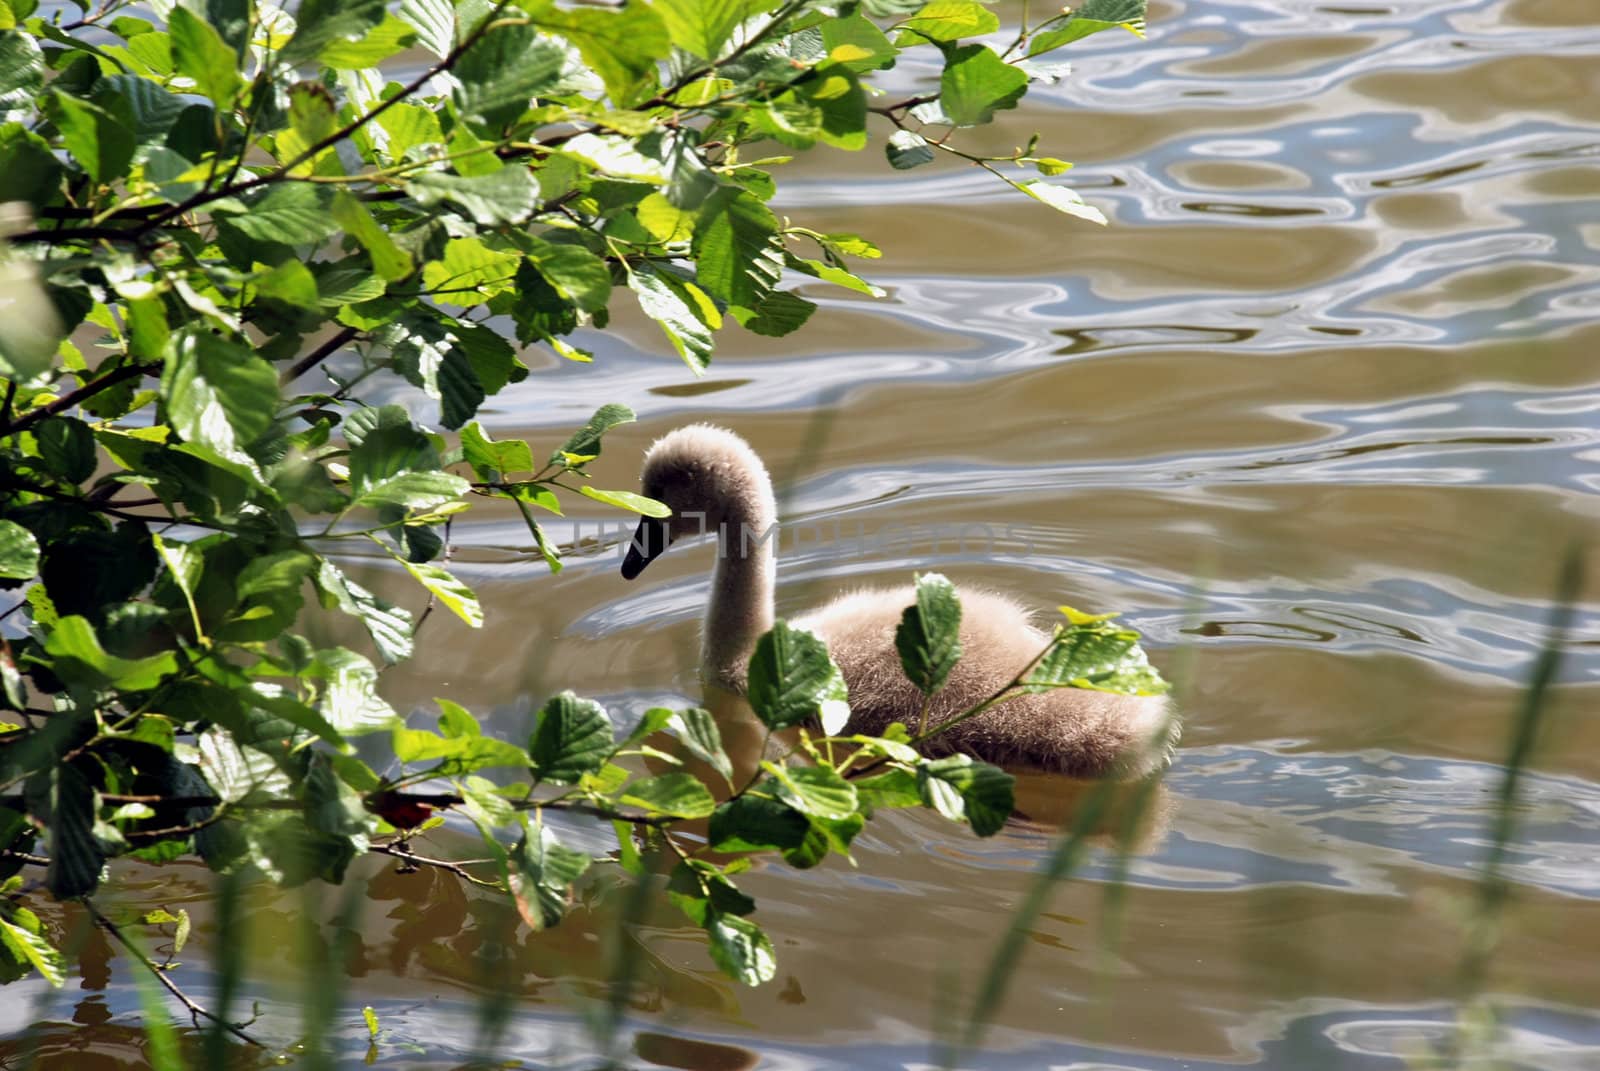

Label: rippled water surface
[10,0,1600,1067]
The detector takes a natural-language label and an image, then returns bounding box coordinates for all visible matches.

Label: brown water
[8,0,1600,1067]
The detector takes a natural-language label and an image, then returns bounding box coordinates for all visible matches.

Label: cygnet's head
[620,425,775,580]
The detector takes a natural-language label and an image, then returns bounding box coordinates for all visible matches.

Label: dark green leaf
[917,755,1014,836]
[668,707,734,784]
[708,795,810,852]
[282,0,386,65]
[895,572,963,695]
[1028,0,1148,56]
[746,621,850,731]
[1022,615,1170,695]
[939,44,1027,127]
[556,403,635,460]
[620,772,716,818]
[764,763,858,820]
[529,691,614,784]
[32,766,104,898]
[453,24,566,126]
[221,183,340,245]
[510,820,591,929]
[886,128,934,169]
[525,237,612,314]
[48,91,134,185]
[43,615,178,692]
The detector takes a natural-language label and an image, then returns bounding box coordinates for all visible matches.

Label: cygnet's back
[794,587,1175,778]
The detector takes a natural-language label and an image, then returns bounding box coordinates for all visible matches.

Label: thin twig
[280,326,361,387]
[370,842,505,889]
[2,362,158,436]
[85,899,267,1049]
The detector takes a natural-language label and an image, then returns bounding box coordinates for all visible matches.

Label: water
[8,0,1600,1067]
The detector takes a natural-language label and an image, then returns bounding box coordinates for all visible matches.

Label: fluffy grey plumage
[625,425,1177,777]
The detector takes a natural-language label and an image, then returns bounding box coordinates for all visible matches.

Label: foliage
[0,0,1155,1010]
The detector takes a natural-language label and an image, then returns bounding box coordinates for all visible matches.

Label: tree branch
[85,899,267,1049]
[3,362,159,436]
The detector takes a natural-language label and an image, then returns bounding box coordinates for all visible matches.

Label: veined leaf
[315,561,414,664]
[895,1,999,44]
[218,183,340,244]
[630,263,718,373]
[529,691,614,784]
[746,622,849,731]
[159,332,277,479]
[939,43,1027,127]
[509,820,591,929]
[895,572,963,696]
[886,129,934,170]
[281,0,386,65]
[763,763,858,821]
[400,561,483,628]
[619,772,716,819]
[692,188,783,309]
[1028,0,1148,56]
[917,755,1014,837]
[653,0,749,60]
[1019,179,1107,225]
[0,910,66,987]
[407,167,541,225]
[0,520,39,580]
[168,7,241,105]
[705,911,776,986]
[556,403,634,461]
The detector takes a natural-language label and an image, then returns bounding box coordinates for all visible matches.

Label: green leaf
[653,0,749,60]
[708,795,809,853]
[321,13,417,68]
[529,691,614,783]
[855,768,922,812]
[525,237,612,314]
[578,486,671,517]
[47,91,134,185]
[746,622,850,732]
[1028,0,1147,56]
[886,128,934,169]
[400,561,483,628]
[407,166,541,225]
[821,12,899,72]
[705,911,776,986]
[895,1,999,43]
[0,910,66,987]
[939,43,1027,127]
[453,24,566,126]
[331,190,413,281]
[764,763,858,821]
[539,1,668,107]
[391,725,527,772]
[461,421,533,480]
[315,561,414,664]
[421,236,520,306]
[692,188,783,309]
[353,470,470,510]
[399,0,453,58]
[168,7,241,106]
[733,289,817,338]
[630,262,719,372]
[160,332,278,477]
[784,253,886,297]
[894,572,963,696]
[282,0,386,65]
[555,403,635,463]
[917,755,1014,837]
[33,415,96,483]
[0,30,45,115]
[287,81,336,148]
[219,183,340,245]
[0,520,38,580]
[668,707,734,785]
[1018,179,1107,225]
[620,772,716,819]
[311,647,398,735]
[1023,616,1169,695]
[509,820,591,929]
[43,615,178,692]
[801,63,866,151]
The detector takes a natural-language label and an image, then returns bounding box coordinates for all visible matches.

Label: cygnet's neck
[703,489,777,692]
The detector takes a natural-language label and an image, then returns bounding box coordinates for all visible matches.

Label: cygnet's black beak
[620,515,669,580]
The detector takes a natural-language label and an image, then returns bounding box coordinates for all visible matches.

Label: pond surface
[8,0,1600,1067]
